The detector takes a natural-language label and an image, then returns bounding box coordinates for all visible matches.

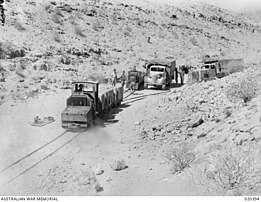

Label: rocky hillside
[0,0,261,196]
[133,64,261,195]
[1,0,261,102]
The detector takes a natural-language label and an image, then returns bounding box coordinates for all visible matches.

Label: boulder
[138,131,148,140]
[93,164,104,175]
[39,63,48,71]
[134,121,140,125]
[152,124,163,131]
[191,116,204,128]
[197,133,207,139]
[110,158,127,171]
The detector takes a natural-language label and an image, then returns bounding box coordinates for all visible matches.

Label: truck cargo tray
[31,117,55,127]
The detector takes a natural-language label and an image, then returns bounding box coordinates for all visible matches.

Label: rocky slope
[133,64,261,195]
[0,0,261,196]
[1,0,261,103]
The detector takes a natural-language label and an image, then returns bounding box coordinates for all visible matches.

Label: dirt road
[0,87,195,195]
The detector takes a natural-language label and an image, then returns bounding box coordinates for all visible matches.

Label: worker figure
[0,0,6,26]
[112,68,118,86]
[34,116,40,123]
[120,70,127,88]
[179,66,185,85]
[129,66,137,93]
[174,67,178,84]
[0,72,5,82]
[129,75,136,93]
[183,66,189,84]
[78,84,84,92]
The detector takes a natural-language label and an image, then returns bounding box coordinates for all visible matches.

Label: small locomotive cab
[61,81,123,129]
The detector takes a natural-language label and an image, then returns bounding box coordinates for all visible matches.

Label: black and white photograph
[0,0,261,198]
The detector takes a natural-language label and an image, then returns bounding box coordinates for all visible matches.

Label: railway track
[0,131,82,189]
[0,88,168,190]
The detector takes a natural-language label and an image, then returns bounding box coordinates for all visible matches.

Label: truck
[61,81,123,129]
[125,70,146,90]
[202,58,244,78]
[188,58,244,84]
[143,59,177,90]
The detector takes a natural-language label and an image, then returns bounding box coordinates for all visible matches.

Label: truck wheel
[162,84,166,90]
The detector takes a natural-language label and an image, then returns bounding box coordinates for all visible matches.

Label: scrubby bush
[61,56,70,65]
[190,37,199,46]
[190,144,261,195]
[44,4,52,12]
[69,16,77,25]
[92,20,104,31]
[224,108,232,118]
[226,72,258,103]
[0,42,7,59]
[14,20,26,31]
[52,14,61,24]
[166,143,196,174]
[16,70,26,78]
[53,32,61,43]
[123,26,132,37]
[52,8,63,24]
[75,26,86,37]
[0,42,25,59]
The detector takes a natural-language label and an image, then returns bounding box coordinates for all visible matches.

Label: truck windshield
[150,66,165,72]
[67,97,89,106]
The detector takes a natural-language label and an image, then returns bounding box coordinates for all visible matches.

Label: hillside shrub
[92,20,104,31]
[52,14,61,24]
[52,9,63,24]
[191,144,261,195]
[0,42,8,59]
[123,26,132,37]
[53,32,61,43]
[190,37,199,46]
[166,143,196,174]
[75,26,86,37]
[69,16,77,25]
[14,21,26,31]
[44,4,52,11]
[226,73,258,103]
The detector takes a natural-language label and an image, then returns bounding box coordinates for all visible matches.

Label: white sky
[202,0,261,12]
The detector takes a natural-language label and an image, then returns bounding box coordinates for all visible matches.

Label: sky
[202,0,261,13]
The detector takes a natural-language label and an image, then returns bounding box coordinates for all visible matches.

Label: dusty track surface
[1,68,261,196]
[1,0,261,196]
[0,87,190,195]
